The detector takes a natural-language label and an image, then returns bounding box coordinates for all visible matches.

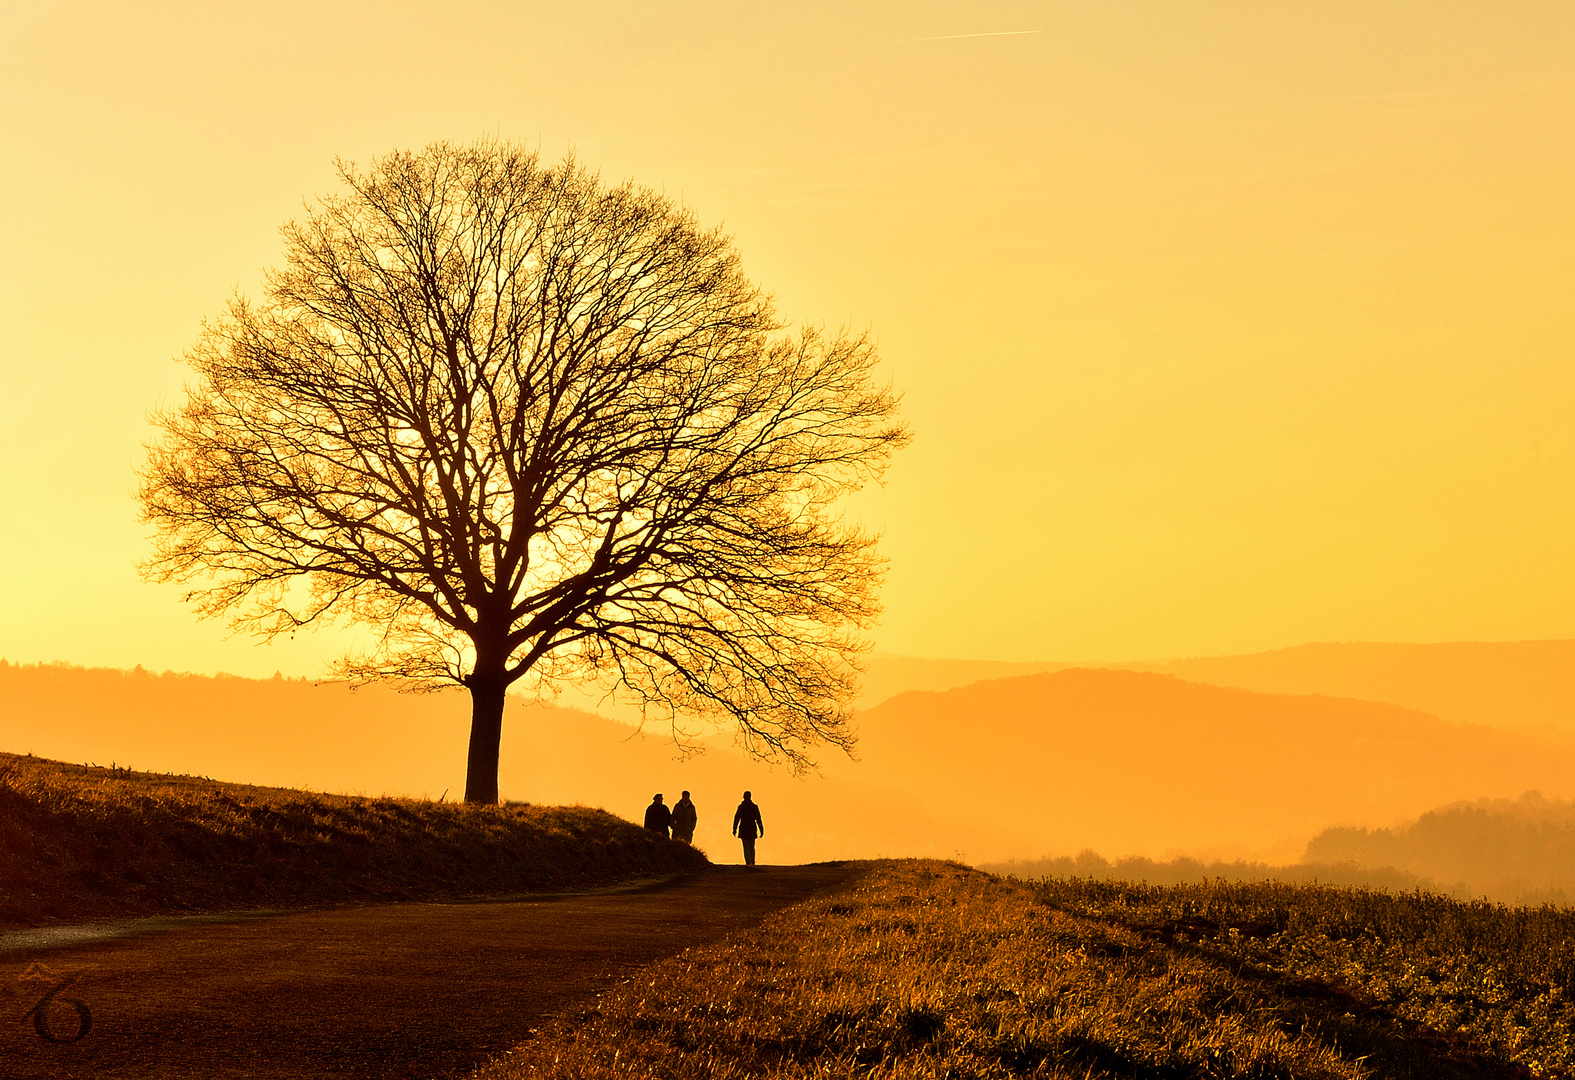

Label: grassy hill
[0,752,707,928]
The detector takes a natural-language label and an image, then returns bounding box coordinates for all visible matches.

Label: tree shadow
[1158,933,1537,1080]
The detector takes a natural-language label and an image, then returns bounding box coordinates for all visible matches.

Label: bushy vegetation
[989,792,1575,905]
[467,862,1565,1079]
[1306,792,1575,904]
[0,751,707,927]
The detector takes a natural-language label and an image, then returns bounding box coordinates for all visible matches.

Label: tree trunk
[464,674,507,804]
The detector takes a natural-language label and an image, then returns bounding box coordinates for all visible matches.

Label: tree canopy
[140,141,908,802]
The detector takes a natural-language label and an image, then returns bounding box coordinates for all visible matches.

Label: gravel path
[0,864,859,1079]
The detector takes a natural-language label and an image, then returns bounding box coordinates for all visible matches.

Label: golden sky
[2,1,1572,677]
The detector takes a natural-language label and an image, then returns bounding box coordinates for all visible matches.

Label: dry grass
[1035,875,1575,1077]
[0,751,707,928]
[982,853,1431,896]
[468,861,1406,1079]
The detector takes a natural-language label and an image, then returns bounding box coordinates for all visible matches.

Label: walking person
[671,790,698,844]
[643,793,671,838]
[732,790,764,866]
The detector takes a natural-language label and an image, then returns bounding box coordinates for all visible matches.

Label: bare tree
[139,141,907,803]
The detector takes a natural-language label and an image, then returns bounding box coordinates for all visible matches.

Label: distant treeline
[1305,791,1575,905]
[986,791,1575,906]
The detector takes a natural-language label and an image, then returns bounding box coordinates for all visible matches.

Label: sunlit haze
[3,0,1573,678]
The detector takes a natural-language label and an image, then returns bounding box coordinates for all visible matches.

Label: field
[0,751,706,927]
[469,861,1572,1079]
[9,751,1575,1078]
[983,852,1430,894]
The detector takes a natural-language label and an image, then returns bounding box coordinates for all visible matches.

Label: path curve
[1,864,859,1079]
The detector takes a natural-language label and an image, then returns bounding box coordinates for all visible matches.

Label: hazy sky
[2,0,1573,677]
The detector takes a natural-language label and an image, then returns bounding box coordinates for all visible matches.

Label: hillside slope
[0,752,707,927]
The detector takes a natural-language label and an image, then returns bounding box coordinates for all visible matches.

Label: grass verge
[0,751,707,928]
[467,861,1558,1079]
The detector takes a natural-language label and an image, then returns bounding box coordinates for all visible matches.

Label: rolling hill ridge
[836,666,1575,859]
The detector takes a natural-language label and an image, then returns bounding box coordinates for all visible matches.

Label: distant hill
[863,640,1575,733]
[856,655,1074,709]
[1128,639,1575,735]
[1305,792,1575,903]
[0,660,1025,865]
[832,667,1575,860]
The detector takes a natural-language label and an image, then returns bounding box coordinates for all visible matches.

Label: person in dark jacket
[643,794,671,837]
[670,790,698,844]
[731,790,764,866]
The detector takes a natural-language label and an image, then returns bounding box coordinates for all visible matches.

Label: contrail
[906,29,1043,42]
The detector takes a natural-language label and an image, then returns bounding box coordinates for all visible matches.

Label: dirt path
[0,864,859,1080]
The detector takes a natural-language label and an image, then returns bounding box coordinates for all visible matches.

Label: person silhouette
[643,793,671,838]
[671,790,698,844]
[732,790,764,866]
